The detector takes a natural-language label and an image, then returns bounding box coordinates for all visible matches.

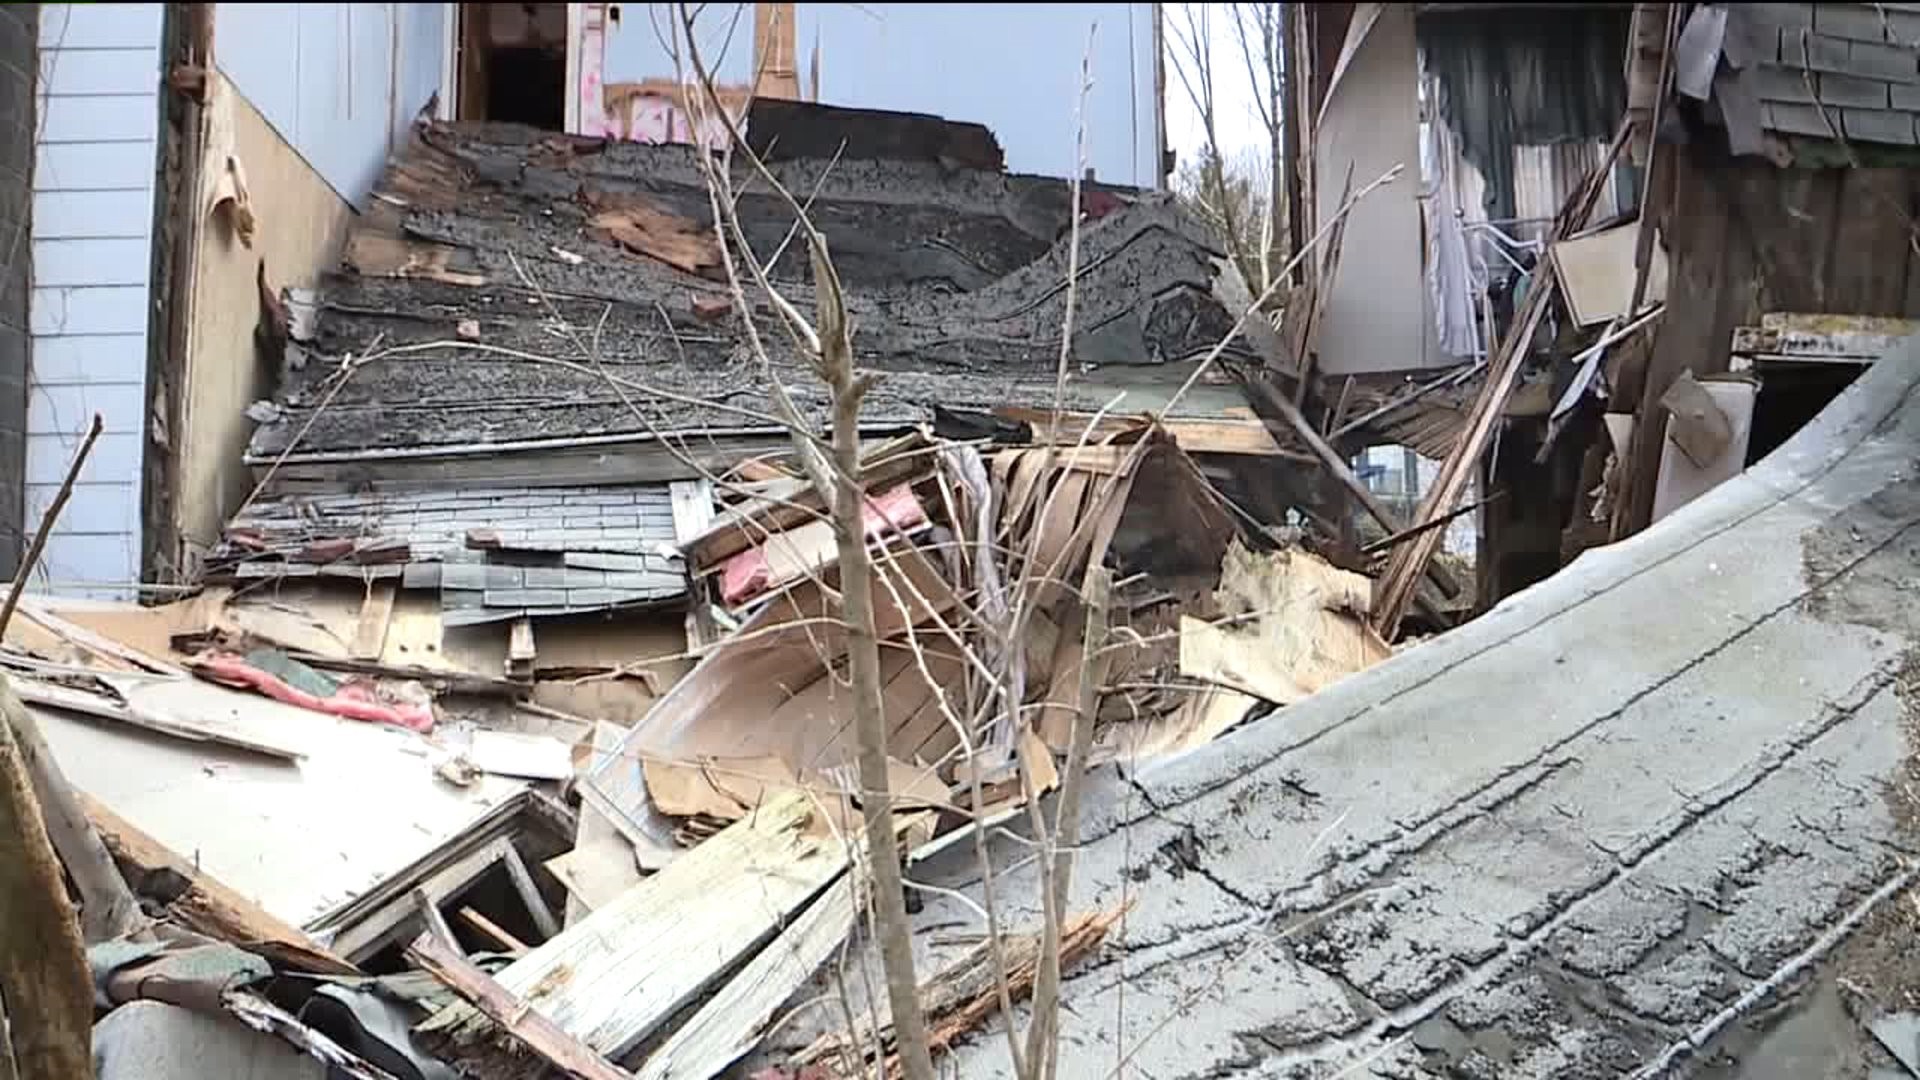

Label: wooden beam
[500,843,562,942]
[456,906,530,956]
[78,790,359,975]
[408,932,632,1080]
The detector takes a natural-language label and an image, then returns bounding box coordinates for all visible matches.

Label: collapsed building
[12,2,1920,1079]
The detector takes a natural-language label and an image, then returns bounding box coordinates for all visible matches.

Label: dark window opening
[457,3,568,131]
[1747,364,1867,466]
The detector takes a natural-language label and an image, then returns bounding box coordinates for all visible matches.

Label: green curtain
[1418,7,1630,222]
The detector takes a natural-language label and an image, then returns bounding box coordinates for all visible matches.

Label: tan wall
[1310,4,1451,375]
[176,73,352,571]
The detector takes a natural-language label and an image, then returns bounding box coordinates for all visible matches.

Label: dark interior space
[458,3,567,131]
[485,46,566,129]
[1746,364,1866,466]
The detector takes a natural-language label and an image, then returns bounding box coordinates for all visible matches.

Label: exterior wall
[1312,3,1453,376]
[599,3,1163,186]
[393,2,445,140]
[0,5,34,580]
[29,3,163,599]
[798,4,1159,185]
[173,74,352,571]
[215,3,433,208]
[1741,2,1920,146]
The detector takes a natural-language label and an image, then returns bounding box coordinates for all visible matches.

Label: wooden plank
[988,408,1290,457]
[671,480,719,650]
[1733,314,1920,359]
[407,932,632,1080]
[11,677,308,761]
[632,873,859,1080]
[500,844,562,942]
[350,584,398,661]
[1551,221,1668,327]
[456,906,529,956]
[16,601,189,677]
[79,791,358,975]
[419,793,845,1059]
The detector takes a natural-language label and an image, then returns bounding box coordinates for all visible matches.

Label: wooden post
[0,687,93,1080]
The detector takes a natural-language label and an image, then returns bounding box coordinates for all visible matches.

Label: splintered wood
[418,792,847,1060]
[790,906,1127,1078]
[634,874,862,1080]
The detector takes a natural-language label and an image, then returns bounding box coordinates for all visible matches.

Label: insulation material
[1178,542,1391,707]
[201,73,256,248]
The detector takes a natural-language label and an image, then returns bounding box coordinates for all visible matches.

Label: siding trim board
[0,3,34,577]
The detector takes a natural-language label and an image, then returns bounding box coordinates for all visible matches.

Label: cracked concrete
[757,342,1920,1076]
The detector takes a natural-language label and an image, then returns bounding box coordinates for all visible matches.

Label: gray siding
[1746,2,1920,144]
[28,2,161,599]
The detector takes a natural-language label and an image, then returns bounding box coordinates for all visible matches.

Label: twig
[0,413,101,637]
[1360,490,1506,555]
[1024,567,1111,1080]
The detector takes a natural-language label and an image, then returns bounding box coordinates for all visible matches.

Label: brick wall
[1745,3,1920,145]
[0,5,33,578]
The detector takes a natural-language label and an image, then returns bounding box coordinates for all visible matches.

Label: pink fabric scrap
[194,654,436,733]
[718,484,927,606]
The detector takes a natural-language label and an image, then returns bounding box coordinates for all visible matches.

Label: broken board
[420,792,846,1059]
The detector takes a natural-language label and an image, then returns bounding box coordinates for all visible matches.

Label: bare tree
[1165,2,1287,296]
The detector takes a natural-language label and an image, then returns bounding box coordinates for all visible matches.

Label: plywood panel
[175,74,353,573]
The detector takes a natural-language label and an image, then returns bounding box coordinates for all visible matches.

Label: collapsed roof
[244,112,1273,490]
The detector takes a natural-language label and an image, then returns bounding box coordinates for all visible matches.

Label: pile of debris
[1,105,1420,1080]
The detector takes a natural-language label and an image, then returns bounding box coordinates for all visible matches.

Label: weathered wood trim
[143,3,213,592]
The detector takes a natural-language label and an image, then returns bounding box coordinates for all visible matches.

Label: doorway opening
[455,3,569,130]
